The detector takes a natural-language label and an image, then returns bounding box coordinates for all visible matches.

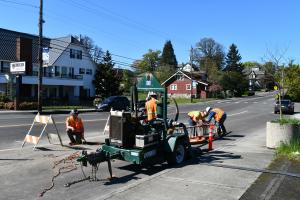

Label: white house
[0,28,96,104]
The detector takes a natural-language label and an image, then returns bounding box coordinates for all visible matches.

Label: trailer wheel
[167,141,185,165]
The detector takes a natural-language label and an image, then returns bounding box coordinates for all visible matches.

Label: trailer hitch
[77,150,113,179]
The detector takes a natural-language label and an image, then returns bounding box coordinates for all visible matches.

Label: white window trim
[170,84,177,91]
[186,84,191,90]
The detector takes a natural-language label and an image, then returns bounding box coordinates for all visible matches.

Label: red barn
[162,70,208,98]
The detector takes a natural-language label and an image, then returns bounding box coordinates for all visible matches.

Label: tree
[93,51,122,98]
[132,49,161,73]
[75,35,103,64]
[220,71,248,97]
[193,38,225,82]
[284,64,300,101]
[224,44,243,73]
[160,40,178,70]
[220,44,247,96]
[121,70,133,94]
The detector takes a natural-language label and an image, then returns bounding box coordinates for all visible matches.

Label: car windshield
[281,100,290,105]
[102,96,115,104]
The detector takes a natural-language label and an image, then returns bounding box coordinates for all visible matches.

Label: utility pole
[190,47,193,103]
[38,0,43,113]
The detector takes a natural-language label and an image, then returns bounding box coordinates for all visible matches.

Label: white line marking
[235,102,240,104]
[253,102,258,103]
[228,110,248,116]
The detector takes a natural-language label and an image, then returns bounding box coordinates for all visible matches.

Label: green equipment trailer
[77,72,191,178]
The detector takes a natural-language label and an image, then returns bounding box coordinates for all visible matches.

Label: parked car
[96,96,130,111]
[274,99,294,114]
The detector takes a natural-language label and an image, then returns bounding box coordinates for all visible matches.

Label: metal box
[135,133,159,148]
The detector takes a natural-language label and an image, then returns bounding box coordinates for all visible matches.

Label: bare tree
[75,35,103,64]
[262,45,289,119]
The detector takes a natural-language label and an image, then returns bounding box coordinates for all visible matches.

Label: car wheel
[167,140,186,165]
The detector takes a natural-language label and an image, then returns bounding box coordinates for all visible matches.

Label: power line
[0,0,38,8]
[0,37,135,69]
[1,34,138,64]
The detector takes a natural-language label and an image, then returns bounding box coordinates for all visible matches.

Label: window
[70,49,82,59]
[86,69,92,75]
[55,66,60,76]
[1,61,10,73]
[79,68,85,74]
[76,50,82,59]
[177,75,184,80]
[170,84,177,91]
[69,67,74,78]
[186,84,191,90]
[61,67,67,77]
[70,49,75,58]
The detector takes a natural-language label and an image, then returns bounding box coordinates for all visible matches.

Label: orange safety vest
[212,108,224,122]
[66,116,84,133]
[145,97,157,121]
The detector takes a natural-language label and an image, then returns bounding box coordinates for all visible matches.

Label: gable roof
[161,70,208,86]
[137,72,164,92]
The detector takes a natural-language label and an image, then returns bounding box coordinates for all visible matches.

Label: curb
[0,109,97,115]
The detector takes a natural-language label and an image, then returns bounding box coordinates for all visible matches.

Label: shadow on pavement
[0,158,34,161]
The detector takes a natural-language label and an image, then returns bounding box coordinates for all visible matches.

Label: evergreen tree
[160,40,178,70]
[93,51,122,98]
[224,43,243,73]
[221,44,247,96]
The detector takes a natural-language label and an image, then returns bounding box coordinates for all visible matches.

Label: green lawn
[43,105,94,110]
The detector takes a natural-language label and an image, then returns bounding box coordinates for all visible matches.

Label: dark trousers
[67,129,83,144]
[216,113,227,136]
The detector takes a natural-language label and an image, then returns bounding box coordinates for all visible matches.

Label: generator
[77,72,191,179]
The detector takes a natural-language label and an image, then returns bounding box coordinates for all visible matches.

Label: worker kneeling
[205,107,227,137]
[66,109,86,145]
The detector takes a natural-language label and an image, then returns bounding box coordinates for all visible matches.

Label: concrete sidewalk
[85,123,275,200]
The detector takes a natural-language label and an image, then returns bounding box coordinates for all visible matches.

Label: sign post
[10,62,26,110]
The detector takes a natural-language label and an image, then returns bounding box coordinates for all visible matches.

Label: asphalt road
[0,93,277,150]
[1,92,298,200]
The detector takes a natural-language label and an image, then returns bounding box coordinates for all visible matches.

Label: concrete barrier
[266,121,300,148]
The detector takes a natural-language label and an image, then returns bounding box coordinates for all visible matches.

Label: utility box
[135,133,159,148]
[109,110,135,148]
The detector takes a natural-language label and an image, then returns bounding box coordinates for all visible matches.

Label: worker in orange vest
[205,107,227,137]
[145,91,158,121]
[66,109,86,145]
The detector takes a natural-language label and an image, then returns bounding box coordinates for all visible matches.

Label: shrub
[0,94,9,102]
[276,139,300,160]
[0,102,5,109]
[19,102,38,110]
[93,98,101,106]
[4,102,15,110]
[271,118,300,125]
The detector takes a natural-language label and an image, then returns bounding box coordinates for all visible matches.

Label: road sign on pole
[10,62,26,75]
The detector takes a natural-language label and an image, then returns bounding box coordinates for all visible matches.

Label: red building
[162,70,208,98]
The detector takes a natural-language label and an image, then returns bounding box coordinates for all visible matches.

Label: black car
[96,96,130,111]
[274,99,294,114]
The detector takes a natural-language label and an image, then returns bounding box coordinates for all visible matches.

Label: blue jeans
[216,113,227,135]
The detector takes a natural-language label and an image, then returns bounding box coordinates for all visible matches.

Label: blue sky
[0,0,299,68]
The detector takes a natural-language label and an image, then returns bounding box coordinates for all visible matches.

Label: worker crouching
[66,109,86,145]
